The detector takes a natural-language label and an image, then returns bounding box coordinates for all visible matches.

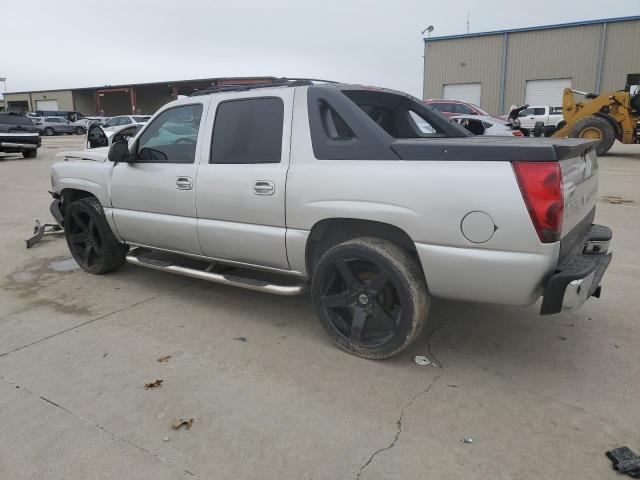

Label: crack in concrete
[356,374,442,479]
[2,376,201,479]
[0,295,158,358]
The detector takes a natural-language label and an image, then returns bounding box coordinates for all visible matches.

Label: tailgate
[558,143,599,257]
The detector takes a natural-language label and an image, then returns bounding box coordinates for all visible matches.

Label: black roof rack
[190,77,338,96]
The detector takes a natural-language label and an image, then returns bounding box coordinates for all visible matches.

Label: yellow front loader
[553,87,639,155]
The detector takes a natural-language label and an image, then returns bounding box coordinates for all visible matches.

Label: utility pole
[466,11,470,34]
[0,77,6,93]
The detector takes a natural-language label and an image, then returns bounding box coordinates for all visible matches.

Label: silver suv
[34,116,77,136]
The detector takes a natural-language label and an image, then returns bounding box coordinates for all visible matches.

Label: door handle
[176,176,193,190]
[252,180,275,195]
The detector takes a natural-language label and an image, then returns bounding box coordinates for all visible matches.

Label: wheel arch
[59,188,99,218]
[304,218,421,277]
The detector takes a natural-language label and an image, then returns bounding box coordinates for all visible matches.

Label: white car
[517,106,564,130]
[102,115,151,131]
[451,115,524,137]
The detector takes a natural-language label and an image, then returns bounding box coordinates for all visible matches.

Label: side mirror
[108,140,132,163]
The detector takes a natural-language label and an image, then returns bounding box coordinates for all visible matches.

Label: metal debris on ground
[144,379,163,389]
[461,437,474,444]
[234,337,247,342]
[157,355,172,362]
[163,436,170,442]
[606,447,640,478]
[25,220,63,248]
[414,355,431,366]
[172,418,194,430]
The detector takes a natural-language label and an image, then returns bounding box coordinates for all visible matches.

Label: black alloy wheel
[63,197,127,274]
[66,209,103,270]
[312,237,429,359]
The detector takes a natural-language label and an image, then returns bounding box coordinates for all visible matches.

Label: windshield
[133,116,151,122]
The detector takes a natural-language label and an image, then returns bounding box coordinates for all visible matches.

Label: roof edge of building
[423,15,640,43]
[3,75,278,96]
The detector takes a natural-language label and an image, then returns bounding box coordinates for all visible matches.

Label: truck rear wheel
[22,149,37,158]
[311,237,429,359]
[64,197,128,274]
[569,116,616,155]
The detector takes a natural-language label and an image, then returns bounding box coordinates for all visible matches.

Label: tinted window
[211,98,284,164]
[0,114,33,126]
[430,103,452,113]
[532,107,546,115]
[104,118,119,127]
[133,116,150,122]
[137,104,203,163]
[119,117,132,125]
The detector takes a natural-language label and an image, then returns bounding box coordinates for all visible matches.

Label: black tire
[533,121,545,137]
[311,237,429,359]
[44,127,54,136]
[75,126,85,135]
[22,149,37,158]
[63,197,128,274]
[569,116,616,155]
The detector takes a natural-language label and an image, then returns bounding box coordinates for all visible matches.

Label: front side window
[136,104,203,163]
[211,98,284,164]
[532,107,546,115]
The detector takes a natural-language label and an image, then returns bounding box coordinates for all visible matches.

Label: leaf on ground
[144,379,163,389]
[172,418,194,430]
[157,355,172,363]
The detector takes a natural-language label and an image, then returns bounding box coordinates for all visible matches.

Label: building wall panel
[424,34,503,113]
[601,21,640,92]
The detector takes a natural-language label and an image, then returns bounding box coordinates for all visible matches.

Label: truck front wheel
[311,237,429,359]
[63,197,128,274]
[569,116,616,155]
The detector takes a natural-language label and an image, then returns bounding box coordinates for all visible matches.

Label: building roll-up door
[35,99,59,111]
[525,79,571,108]
[443,83,482,105]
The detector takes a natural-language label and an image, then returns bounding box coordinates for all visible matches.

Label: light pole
[421,27,434,100]
[0,78,6,93]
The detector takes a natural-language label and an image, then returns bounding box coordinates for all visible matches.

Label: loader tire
[569,116,616,155]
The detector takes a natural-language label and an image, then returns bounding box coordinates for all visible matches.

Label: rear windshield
[341,90,461,138]
[0,114,34,126]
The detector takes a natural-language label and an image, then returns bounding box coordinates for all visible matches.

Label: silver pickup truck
[49,79,612,359]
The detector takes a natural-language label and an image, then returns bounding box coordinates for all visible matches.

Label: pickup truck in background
[517,106,564,133]
[0,112,41,158]
[49,79,612,359]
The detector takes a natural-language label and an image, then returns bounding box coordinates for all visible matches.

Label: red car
[425,99,491,117]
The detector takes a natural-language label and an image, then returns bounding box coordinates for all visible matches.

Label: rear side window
[0,114,33,126]
[430,103,451,112]
[211,97,284,164]
[532,107,546,115]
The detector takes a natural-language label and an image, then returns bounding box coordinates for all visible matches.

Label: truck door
[109,100,210,254]
[195,90,293,270]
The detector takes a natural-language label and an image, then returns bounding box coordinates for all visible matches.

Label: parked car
[34,116,77,136]
[49,79,611,359]
[70,117,106,134]
[86,123,145,149]
[0,112,41,158]
[451,114,524,136]
[516,106,564,132]
[102,115,151,131]
[425,99,491,117]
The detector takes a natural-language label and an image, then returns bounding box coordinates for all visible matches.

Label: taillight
[512,130,524,137]
[512,161,564,243]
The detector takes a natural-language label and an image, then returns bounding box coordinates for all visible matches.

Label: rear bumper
[0,134,41,152]
[540,224,612,315]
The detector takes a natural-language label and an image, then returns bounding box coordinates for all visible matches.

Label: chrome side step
[125,249,306,296]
